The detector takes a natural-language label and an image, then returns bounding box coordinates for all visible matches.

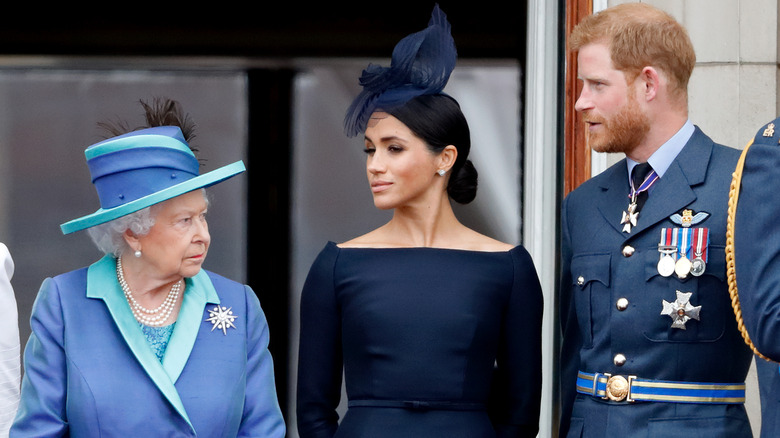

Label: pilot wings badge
[669,209,709,228]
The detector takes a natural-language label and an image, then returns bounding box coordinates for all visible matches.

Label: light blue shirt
[626,119,695,183]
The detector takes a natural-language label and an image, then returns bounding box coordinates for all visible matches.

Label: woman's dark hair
[387,94,478,204]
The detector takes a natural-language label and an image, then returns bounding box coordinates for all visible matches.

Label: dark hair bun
[447,159,478,204]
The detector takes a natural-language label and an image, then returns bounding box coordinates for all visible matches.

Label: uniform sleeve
[734,139,780,360]
[489,246,543,438]
[11,277,68,437]
[0,243,19,436]
[558,194,581,438]
[296,245,343,438]
[238,285,286,438]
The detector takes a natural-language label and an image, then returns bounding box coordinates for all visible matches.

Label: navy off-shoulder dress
[297,242,543,438]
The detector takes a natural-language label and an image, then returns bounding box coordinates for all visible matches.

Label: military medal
[658,248,676,277]
[621,167,659,233]
[657,228,677,277]
[690,227,708,276]
[620,201,639,233]
[674,227,692,279]
[661,290,702,329]
[690,255,705,277]
[675,256,691,279]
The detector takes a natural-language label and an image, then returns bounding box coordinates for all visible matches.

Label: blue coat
[754,358,780,438]
[731,117,780,437]
[11,255,286,437]
[559,127,753,437]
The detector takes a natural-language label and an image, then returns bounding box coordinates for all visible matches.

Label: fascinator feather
[343,4,457,137]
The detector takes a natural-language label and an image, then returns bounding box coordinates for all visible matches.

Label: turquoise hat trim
[85,133,194,160]
[60,160,245,235]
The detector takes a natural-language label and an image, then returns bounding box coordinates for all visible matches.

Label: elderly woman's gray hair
[87,207,156,257]
[86,189,210,257]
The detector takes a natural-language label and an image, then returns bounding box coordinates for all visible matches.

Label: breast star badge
[205,305,238,335]
[661,290,701,329]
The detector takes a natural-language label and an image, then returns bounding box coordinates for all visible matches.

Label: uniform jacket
[754,358,779,438]
[732,119,780,438]
[11,255,286,438]
[559,127,753,437]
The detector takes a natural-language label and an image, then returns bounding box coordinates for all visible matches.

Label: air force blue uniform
[560,124,753,437]
[731,117,780,438]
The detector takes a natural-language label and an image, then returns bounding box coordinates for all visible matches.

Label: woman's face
[133,190,210,281]
[363,113,444,210]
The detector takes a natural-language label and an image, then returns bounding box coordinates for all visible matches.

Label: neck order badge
[621,163,658,233]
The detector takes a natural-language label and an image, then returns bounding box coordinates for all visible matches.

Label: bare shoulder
[459,229,515,252]
[337,227,397,248]
[337,224,515,252]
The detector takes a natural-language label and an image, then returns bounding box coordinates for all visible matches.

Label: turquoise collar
[86,255,220,430]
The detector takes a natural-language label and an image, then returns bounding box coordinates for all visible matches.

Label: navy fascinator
[343,4,457,137]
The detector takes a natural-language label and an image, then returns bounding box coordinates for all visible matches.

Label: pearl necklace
[116,257,182,327]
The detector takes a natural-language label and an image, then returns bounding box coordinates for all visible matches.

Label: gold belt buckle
[604,374,636,402]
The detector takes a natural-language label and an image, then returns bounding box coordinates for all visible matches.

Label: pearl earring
[437,169,446,176]
[134,250,142,258]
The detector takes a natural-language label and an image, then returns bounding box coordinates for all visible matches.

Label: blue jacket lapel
[627,159,696,236]
[162,270,220,383]
[628,127,711,236]
[596,163,633,235]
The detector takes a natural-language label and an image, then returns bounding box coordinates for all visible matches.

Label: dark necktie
[631,162,653,213]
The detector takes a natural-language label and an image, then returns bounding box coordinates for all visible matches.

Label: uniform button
[616,298,629,311]
[614,354,627,366]
[622,245,635,257]
[577,276,585,286]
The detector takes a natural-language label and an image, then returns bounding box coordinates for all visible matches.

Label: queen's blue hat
[60,125,245,234]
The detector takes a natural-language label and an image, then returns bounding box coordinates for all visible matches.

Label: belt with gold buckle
[576,371,745,404]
